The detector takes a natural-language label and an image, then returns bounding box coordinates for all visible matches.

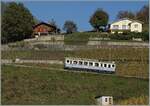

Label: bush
[141,32,149,41]
[109,34,132,40]
[109,32,149,41]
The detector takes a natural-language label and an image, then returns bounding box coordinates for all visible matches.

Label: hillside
[1,65,149,105]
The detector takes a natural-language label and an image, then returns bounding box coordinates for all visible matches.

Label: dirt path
[1,59,63,64]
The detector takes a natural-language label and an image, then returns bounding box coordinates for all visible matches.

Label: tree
[89,8,109,32]
[1,1,8,15]
[48,18,57,27]
[63,20,77,34]
[48,19,61,34]
[116,10,135,19]
[136,5,149,24]
[2,2,35,43]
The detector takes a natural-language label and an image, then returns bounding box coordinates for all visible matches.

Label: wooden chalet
[32,22,58,37]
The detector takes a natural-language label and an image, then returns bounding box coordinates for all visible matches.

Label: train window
[70,61,72,64]
[79,61,83,65]
[84,62,88,66]
[108,64,111,68]
[104,64,107,67]
[73,61,78,64]
[112,64,115,67]
[89,62,93,66]
[101,63,103,67]
[95,63,99,67]
[66,60,69,63]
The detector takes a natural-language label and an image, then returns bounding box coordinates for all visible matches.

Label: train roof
[65,57,115,64]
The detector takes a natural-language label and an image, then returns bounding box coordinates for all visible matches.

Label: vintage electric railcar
[64,57,116,73]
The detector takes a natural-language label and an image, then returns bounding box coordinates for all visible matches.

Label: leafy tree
[1,1,8,15]
[48,18,57,27]
[2,2,35,43]
[89,8,109,32]
[136,5,149,32]
[116,10,135,19]
[63,20,77,34]
[136,5,149,24]
[33,16,40,24]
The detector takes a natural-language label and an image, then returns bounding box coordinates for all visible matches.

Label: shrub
[109,34,132,40]
[141,32,149,41]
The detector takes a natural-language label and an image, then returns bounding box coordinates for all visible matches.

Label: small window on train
[112,64,115,67]
[95,63,99,67]
[79,61,83,65]
[108,64,111,68]
[73,61,78,64]
[89,62,93,66]
[104,64,107,67]
[101,63,103,67]
[84,62,88,65]
[70,61,72,64]
[66,60,69,63]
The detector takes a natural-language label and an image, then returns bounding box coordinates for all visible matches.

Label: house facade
[32,22,57,37]
[110,18,142,34]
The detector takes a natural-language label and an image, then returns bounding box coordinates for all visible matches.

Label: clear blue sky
[20,1,148,31]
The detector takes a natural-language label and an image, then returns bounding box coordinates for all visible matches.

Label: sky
[7,0,149,31]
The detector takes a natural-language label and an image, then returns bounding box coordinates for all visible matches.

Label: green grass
[64,32,148,45]
[2,47,148,61]
[2,47,148,78]
[14,61,149,79]
[64,32,91,45]
[2,50,64,60]
[1,65,149,105]
[65,48,148,61]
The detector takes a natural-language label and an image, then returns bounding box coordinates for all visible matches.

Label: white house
[110,18,143,34]
[95,96,113,105]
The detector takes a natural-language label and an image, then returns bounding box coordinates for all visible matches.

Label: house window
[113,25,119,29]
[134,24,138,28]
[95,63,99,67]
[122,25,127,29]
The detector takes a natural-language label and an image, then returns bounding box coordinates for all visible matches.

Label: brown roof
[33,22,56,29]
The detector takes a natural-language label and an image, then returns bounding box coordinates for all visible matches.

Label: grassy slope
[1,50,64,60]
[1,65,149,105]
[2,48,148,61]
[2,47,148,78]
[64,32,148,45]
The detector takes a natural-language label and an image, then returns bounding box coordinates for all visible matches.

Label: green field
[2,47,149,78]
[1,65,149,105]
[64,32,148,45]
[12,61,149,79]
[2,47,148,61]
[2,50,65,60]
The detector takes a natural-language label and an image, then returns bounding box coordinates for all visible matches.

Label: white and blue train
[64,57,116,73]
